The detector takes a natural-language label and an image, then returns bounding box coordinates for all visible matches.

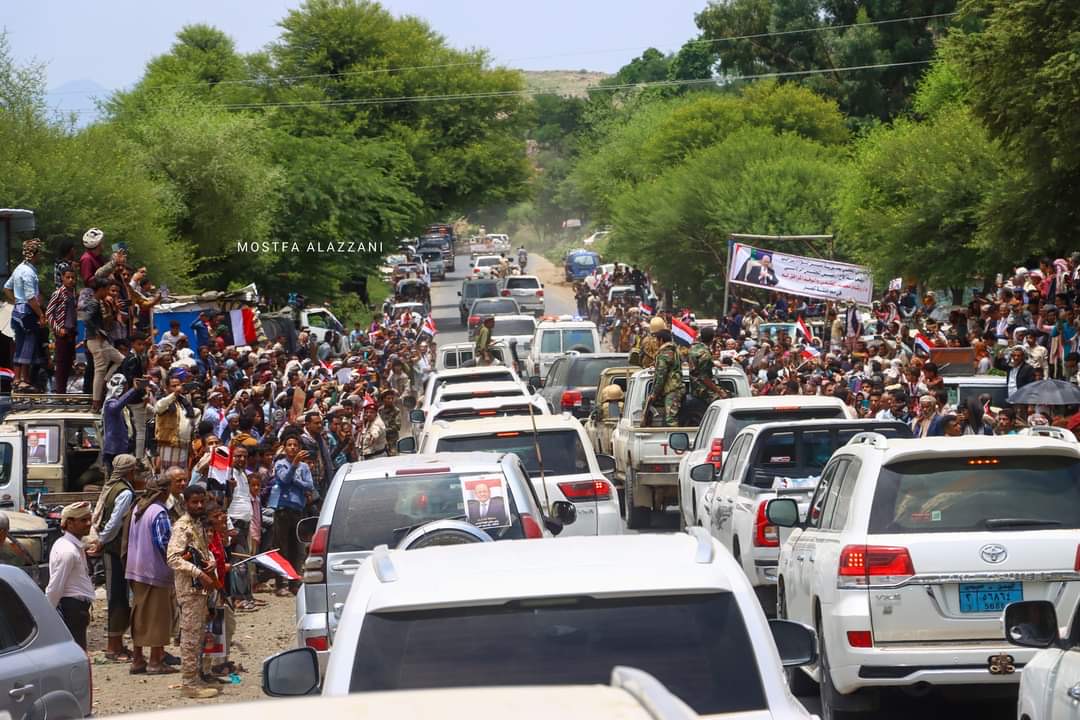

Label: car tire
[818,622,865,720]
[779,583,817,696]
[624,467,650,530]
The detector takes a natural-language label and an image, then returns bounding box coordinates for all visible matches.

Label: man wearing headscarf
[3,238,46,391]
[355,395,387,459]
[91,453,143,661]
[125,473,176,675]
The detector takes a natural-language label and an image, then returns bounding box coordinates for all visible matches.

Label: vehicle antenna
[526,394,551,512]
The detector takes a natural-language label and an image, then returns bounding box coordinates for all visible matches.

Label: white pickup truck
[611,367,749,529]
[695,418,910,614]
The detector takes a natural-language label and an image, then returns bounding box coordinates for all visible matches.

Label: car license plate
[958,582,1022,613]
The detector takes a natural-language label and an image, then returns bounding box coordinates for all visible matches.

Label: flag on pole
[914,332,934,354]
[637,302,654,316]
[252,550,301,581]
[207,446,231,486]
[671,316,697,346]
[796,316,815,342]
[228,307,258,346]
[422,316,438,336]
[801,344,821,361]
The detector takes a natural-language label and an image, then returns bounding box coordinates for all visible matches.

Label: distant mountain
[45,79,111,126]
[521,70,609,98]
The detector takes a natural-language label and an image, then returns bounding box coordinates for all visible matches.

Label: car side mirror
[1004,600,1061,649]
[409,409,425,424]
[457,291,461,296]
[262,647,320,696]
[769,619,818,668]
[295,516,318,545]
[595,454,616,477]
[529,375,542,388]
[766,498,800,528]
[551,500,577,529]
[689,463,716,483]
[668,432,690,452]
[397,436,417,454]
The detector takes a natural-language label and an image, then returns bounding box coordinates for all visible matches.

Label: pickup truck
[611,368,750,529]
[689,418,910,613]
[584,365,636,456]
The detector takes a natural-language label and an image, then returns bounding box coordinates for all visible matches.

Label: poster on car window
[461,475,512,530]
[728,242,874,305]
[26,428,56,465]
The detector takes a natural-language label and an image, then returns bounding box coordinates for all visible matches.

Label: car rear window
[571,255,597,266]
[566,357,628,387]
[463,282,498,300]
[505,277,539,289]
[434,405,535,422]
[722,408,845,447]
[437,429,589,477]
[349,593,767,716]
[561,329,595,352]
[477,257,500,266]
[473,299,519,314]
[746,424,912,487]
[328,474,524,552]
[439,387,523,403]
[492,318,535,336]
[438,370,515,388]
[868,455,1080,534]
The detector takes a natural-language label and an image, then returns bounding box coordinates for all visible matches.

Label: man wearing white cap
[45,501,96,650]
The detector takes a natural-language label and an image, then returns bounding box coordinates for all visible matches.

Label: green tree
[951,0,1080,249]
[599,48,673,87]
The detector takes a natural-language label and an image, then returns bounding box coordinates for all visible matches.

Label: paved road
[426,250,1019,720]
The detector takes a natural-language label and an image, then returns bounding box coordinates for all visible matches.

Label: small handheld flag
[671,317,697,346]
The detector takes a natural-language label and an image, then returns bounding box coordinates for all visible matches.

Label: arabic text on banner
[727,242,874,305]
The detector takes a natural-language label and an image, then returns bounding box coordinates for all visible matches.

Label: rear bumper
[634,471,678,486]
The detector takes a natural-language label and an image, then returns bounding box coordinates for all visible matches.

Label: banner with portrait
[728,242,874,305]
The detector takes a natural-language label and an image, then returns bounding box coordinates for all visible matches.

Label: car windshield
[477,257,500,267]
[505,277,539,289]
[328,474,524,551]
[492,318,535,336]
[566,357,628,387]
[869,455,1080,534]
[723,408,845,447]
[437,429,589,476]
[572,255,597,266]
[561,329,595,352]
[349,593,767,716]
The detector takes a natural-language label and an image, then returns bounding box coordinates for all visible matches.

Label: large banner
[728,242,874,305]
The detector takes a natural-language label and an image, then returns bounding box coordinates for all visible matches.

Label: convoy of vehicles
[527,319,601,382]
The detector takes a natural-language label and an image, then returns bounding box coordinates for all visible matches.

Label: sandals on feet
[105,649,134,663]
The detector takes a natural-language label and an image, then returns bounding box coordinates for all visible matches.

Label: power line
[46,11,957,96]
[54,59,934,114]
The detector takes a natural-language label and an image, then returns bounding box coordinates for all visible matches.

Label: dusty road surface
[88,588,295,715]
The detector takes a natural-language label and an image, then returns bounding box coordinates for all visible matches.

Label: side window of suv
[0,579,36,652]
[808,459,844,529]
[826,458,862,531]
[717,436,747,485]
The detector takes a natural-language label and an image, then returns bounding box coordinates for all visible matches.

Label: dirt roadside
[88,588,295,715]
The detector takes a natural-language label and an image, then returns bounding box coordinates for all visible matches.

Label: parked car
[534,352,629,419]
[0,565,92,719]
[768,433,1080,718]
[295,452,570,666]
[266,530,818,720]
[564,249,601,282]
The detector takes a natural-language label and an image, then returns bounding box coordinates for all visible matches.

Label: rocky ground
[88,587,296,715]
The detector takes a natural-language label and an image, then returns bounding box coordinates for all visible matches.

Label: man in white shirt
[158,320,188,350]
[45,501,96,650]
[226,445,255,606]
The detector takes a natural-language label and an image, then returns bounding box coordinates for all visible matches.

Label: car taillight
[1074,544,1080,572]
[561,389,583,409]
[304,526,329,583]
[305,636,329,651]
[537,289,544,297]
[473,268,479,273]
[838,545,915,588]
[521,514,544,539]
[501,289,510,296]
[706,438,723,469]
[753,502,778,547]
[558,479,612,502]
[468,315,479,326]
[846,630,872,648]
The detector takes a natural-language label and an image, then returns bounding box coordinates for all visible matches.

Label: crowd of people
[1,229,441,699]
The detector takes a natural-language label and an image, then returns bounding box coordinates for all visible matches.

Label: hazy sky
[5,0,707,93]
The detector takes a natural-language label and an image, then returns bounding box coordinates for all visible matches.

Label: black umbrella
[1007,379,1080,406]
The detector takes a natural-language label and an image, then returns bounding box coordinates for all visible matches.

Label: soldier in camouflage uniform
[379,388,401,455]
[649,323,685,427]
[637,316,665,368]
[687,326,727,405]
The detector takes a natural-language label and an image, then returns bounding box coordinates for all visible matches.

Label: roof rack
[846,432,888,450]
[610,666,697,720]
[371,544,398,583]
[685,526,714,564]
[6,392,94,410]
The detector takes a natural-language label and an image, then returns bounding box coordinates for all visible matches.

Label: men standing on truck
[650,321,685,427]
[475,316,495,365]
[636,316,665,368]
[688,326,727,405]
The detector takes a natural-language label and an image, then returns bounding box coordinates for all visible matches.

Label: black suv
[458,278,500,327]
[534,352,629,419]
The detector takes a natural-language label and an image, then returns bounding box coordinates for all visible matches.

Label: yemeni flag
[207,445,231,486]
[914,332,934,355]
[422,316,438,336]
[796,316,815,342]
[229,307,258,346]
[671,316,697,346]
[801,344,821,361]
[252,550,301,581]
[638,302,653,316]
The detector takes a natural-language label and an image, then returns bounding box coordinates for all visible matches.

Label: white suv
[265,531,818,720]
[769,433,1080,717]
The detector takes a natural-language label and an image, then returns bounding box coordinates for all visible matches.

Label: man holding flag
[649,318,685,427]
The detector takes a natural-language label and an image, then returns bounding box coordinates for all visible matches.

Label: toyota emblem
[980,544,1008,564]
